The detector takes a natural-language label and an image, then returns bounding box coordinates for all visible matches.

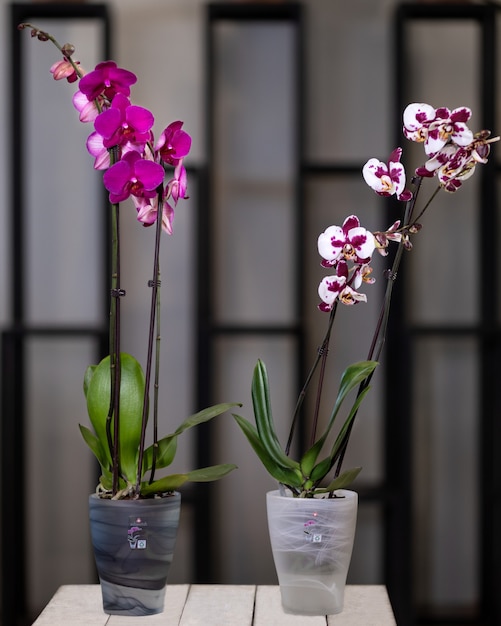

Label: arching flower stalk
[234,101,498,497]
[20,23,238,499]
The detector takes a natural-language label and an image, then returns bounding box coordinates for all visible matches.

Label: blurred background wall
[0,1,500,625]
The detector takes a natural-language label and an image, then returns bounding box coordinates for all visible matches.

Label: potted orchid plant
[233,103,498,615]
[20,23,239,617]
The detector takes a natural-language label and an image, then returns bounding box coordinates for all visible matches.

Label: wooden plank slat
[31,585,108,626]
[254,586,327,625]
[179,584,255,626]
[31,584,397,625]
[327,586,397,626]
[107,584,190,626]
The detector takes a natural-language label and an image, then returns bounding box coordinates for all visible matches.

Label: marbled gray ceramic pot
[89,492,181,616]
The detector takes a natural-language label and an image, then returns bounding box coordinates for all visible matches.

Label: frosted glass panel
[23,20,106,325]
[407,180,479,325]
[25,337,97,617]
[400,21,480,326]
[213,336,297,583]
[213,21,297,324]
[412,337,479,611]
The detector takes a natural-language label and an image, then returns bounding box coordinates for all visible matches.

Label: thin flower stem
[149,266,162,485]
[136,186,164,494]
[19,24,84,80]
[408,184,440,228]
[106,146,121,496]
[333,176,424,478]
[285,302,338,456]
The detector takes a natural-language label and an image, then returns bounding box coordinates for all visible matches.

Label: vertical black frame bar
[393,4,498,624]
[198,2,304,582]
[3,5,111,625]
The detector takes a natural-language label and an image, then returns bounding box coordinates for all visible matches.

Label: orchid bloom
[317,266,347,312]
[403,102,473,156]
[165,161,188,205]
[72,90,103,123]
[78,60,137,101]
[50,58,81,83]
[155,121,192,166]
[362,147,412,202]
[86,131,110,170]
[318,216,376,268]
[103,150,164,203]
[318,260,368,311]
[94,93,154,150]
[134,196,175,235]
[417,130,499,192]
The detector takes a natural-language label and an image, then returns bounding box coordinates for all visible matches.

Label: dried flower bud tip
[62,43,75,57]
[17,23,28,30]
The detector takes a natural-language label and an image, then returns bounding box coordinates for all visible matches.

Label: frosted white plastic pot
[266,489,358,615]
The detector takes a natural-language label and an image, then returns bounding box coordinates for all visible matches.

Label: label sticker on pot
[128,516,148,550]
[304,518,322,543]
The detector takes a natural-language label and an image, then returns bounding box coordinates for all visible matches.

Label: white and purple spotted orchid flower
[403,102,473,156]
[416,130,497,192]
[317,219,376,310]
[317,215,376,268]
[362,147,412,202]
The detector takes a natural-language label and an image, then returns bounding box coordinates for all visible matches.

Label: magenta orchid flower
[94,93,154,150]
[134,196,175,235]
[155,121,192,166]
[103,150,164,203]
[362,147,412,202]
[50,58,81,83]
[78,60,137,102]
[318,216,376,267]
[72,90,103,123]
[86,131,110,170]
[165,162,188,205]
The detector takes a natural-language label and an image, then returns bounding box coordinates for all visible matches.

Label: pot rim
[89,492,181,505]
[266,488,357,502]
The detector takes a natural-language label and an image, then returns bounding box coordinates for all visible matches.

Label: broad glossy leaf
[85,353,145,484]
[79,424,108,470]
[143,434,178,473]
[140,474,189,495]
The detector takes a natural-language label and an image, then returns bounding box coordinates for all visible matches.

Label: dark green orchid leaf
[232,413,302,487]
[315,467,362,493]
[183,464,238,482]
[173,403,242,437]
[329,384,373,467]
[251,360,299,470]
[140,464,237,497]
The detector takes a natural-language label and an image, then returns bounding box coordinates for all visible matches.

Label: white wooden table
[32,584,396,625]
